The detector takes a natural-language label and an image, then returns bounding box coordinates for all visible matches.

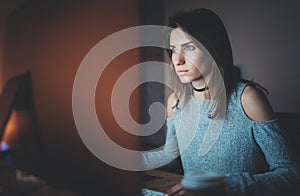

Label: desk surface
[143,170,183,193]
[0,155,80,196]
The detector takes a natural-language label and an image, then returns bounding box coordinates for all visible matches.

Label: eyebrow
[170,41,194,48]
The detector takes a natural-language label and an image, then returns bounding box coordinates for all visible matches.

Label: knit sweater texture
[142,82,300,195]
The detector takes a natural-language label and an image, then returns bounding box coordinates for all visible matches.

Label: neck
[191,82,211,100]
[191,80,207,93]
[191,78,205,88]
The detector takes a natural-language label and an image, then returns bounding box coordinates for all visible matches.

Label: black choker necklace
[193,86,208,92]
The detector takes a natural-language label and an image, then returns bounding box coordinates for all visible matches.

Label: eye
[185,45,195,52]
[169,47,177,54]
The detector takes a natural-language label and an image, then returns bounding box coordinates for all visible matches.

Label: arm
[142,93,180,170]
[225,85,300,196]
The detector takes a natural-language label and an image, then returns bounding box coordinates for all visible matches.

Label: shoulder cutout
[167,93,178,118]
[241,85,274,122]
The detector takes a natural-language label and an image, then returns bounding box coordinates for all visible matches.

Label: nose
[173,53,185,66]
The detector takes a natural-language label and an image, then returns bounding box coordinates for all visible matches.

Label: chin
[179,78,192,84]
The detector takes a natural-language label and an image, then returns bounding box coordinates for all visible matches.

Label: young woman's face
[169,28,211,84]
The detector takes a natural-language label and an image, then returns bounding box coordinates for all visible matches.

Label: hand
[166,183,186,196]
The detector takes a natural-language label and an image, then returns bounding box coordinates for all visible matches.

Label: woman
[142,8,300,196]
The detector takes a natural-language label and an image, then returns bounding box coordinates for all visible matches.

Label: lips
[177,70,189,76]
[177,70,189,73]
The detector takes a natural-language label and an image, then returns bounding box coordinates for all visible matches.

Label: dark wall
[3,0,140,195]
[139,0,166,149]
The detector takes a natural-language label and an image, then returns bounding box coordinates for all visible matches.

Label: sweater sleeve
[142,118,180,170]
[225,120,300,196]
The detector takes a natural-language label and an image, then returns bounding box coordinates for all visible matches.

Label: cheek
[192,56,212,75]
[190,67,202,79]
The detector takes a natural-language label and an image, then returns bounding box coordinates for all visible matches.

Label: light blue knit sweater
[142,83,300,195]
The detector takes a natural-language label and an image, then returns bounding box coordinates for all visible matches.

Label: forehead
[169,28,192,46]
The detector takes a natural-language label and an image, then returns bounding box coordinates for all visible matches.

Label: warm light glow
[2,110,18,148]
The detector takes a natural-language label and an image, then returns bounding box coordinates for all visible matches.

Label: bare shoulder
[167,93,178,118]
[241,85,275,122]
